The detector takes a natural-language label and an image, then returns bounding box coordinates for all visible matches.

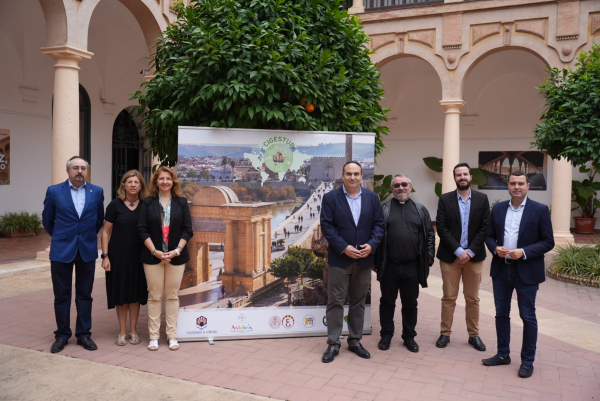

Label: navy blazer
[485,198,554,285]
[320,187,384,268]
[42,180,105,263]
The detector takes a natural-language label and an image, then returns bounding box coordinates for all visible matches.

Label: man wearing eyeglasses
[374,174,435,352]
[435,163,490,352]
[42,156,105,354]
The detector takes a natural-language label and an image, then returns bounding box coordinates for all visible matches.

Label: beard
[456,180,471,190]
[394,190,409,202]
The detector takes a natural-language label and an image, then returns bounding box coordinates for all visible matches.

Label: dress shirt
[69,180,87,218]
[454,190,474,258]
[343,185,362,226]
[503,196,527,260]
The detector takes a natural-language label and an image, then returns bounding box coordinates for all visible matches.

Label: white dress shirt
[503,196,527,260]
[343,185,362,226]
[69,180,87,218]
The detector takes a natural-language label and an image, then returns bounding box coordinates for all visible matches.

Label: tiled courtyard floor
[1,253,599,401]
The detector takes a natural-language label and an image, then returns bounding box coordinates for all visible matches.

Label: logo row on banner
[176,306,372,341]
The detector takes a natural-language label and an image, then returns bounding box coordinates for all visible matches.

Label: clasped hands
[344,244,372,260]
[154,249,180,261]
[495,246,524,260]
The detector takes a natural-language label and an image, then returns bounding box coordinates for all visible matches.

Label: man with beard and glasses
[435,163,490,351]
[374,174,435,352]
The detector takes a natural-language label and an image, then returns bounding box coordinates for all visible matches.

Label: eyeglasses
[393,182,410,188]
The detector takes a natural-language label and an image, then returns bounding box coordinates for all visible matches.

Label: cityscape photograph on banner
[0,129,9,185]
[175,127,375,341]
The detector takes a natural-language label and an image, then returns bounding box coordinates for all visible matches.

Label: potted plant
[0,211,43,237]
[572,162,600,234]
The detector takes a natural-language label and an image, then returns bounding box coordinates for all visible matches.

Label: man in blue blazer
[483,171,554,378]
[42,156,105,353]
[320,161,384,363]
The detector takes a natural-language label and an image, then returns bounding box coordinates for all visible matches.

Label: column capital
[41,45,93,61]
[347,2,365,15]
[440,99,466,112]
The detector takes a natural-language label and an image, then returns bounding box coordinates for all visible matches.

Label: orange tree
[132,0,389,166]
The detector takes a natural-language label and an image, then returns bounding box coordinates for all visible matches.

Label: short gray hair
[393,174,412,185]
[66,156,89,169]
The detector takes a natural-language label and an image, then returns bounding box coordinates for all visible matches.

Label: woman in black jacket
[138,166,193,351]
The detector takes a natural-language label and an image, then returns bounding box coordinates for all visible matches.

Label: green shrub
[0,211,42,236]
[549,243,600,280]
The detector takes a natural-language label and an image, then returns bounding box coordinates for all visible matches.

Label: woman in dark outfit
[101,170,149,346]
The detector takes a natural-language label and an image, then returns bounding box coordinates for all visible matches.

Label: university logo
[196,316,208,329]
[303,315,315,328]
[237,314,247,322]
[282,315,295,329]
[269,315,281,329]
[322,316,327,326]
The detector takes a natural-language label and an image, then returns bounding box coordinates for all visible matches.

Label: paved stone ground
[1,253,599,400]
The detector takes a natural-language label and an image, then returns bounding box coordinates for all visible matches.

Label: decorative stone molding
[408,30,435,49]
[461,114,478,126]
[562,44,572,56]
[19,87,40,104]
[514,20,546,40]
[144,74,156,82]
[447,53,456,63]
[102,102,116,116]
[371,34,396,51]
[442,12,462,51]
[472,24,501,46]
[397,32,406,54]
[556,34,578,41]
[592,14,600,36]
[502,21,513,46]
[442,44,461,50]
[41,45,93,64]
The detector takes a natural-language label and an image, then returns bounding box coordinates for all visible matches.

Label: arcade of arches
[1,0,600,271]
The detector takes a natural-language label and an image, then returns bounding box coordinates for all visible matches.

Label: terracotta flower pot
[573,217,597,234]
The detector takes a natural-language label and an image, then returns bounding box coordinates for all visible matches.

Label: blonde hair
[149,166,183,198]
[117,170,149,201]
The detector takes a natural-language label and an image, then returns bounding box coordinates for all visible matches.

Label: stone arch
[454,36,561,99]
[372,44,450,97]
[38,0,68,47]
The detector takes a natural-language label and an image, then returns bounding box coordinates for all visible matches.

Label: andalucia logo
[264,136,294,173]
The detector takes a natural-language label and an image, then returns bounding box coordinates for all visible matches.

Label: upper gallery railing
[362,0,444,11]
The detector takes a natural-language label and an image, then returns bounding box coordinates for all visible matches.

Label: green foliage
[533,43,600,166]
[0,211,42,236]
[131,0,390,167]
[305,257,326,280]
[572,162,600,218]
[549,243,600,281]
[230,182,295,201]
[269,250,303,289]
[423,157,490,197]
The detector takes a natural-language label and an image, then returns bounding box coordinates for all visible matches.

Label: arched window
[79,85,91,162]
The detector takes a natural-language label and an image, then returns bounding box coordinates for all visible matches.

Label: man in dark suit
[320,161,384,363]
[42,156,105,353]
[436,163,490,351]
[483,171,554,378]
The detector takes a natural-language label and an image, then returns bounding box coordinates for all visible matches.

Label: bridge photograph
[478,150,548,190]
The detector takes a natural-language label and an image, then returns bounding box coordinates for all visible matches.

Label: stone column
[224,220,234,273]
[201,242,210,282]
[254,220,260,274]
[262,218,268,271]
[347,0,365,14]
[245,221,254,275]
[266,217,272,267]
[551,158,575,246]
[41,46,93,185]
[440,100,465,194]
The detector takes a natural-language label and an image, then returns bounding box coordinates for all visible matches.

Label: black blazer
[485,199,554,284]
[436,189,490,263]
[138,196,193,265]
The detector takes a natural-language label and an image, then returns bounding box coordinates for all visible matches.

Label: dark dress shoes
[51,338,68,353]
[77,336,98,351]
[518,363,534,378]
[322,346,339,363]
[348,343,370,359]
[403,338,419,353]
[435,334,450,348]
[482,354,511,366]
[378,336,392,350]
[468,336,486,351]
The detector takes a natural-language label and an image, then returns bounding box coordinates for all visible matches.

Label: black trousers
[50,252,96,339]
[379,259,419,340]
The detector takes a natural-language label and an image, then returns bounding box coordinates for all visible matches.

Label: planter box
[573,217,597,234]
[3,229,42,238]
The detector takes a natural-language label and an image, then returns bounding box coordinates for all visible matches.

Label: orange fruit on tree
[306,103,315,113]
[282,93,287,100]
[300,97,308,106]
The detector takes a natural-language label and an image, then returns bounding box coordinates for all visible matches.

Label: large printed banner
[478,151,547,190]
[0,129,9,185]
[175,127,375,342]
[178,306,371,341]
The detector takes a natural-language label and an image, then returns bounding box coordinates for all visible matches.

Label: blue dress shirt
[504,196,527,260]
[455,190,474,258]
[69,180,87,218]
[343,185,362,226]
